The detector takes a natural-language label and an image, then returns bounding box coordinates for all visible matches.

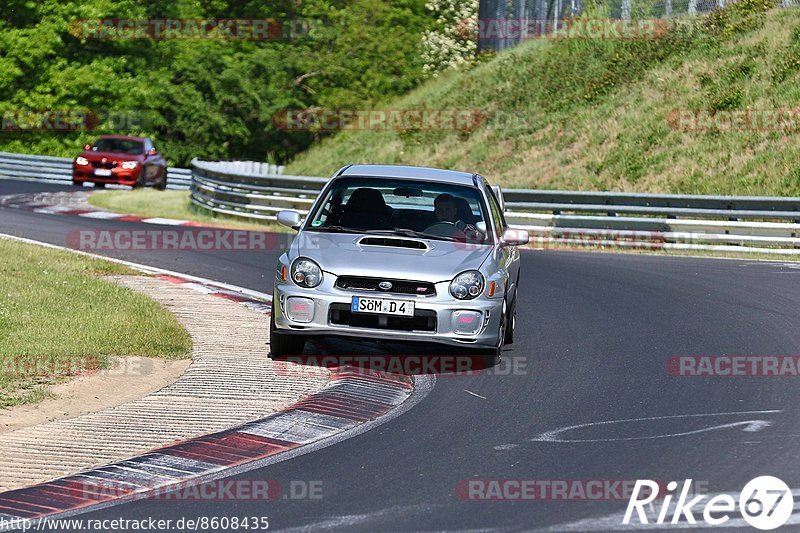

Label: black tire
[504,295,516,345]
[494,299,507,359]
[94,182,106,189]
[475,347,500,367]
[475,299,507,366]
[269,309,306,357]
[154,177,167,191]
[133,167,148,189]
[72,180,83,187]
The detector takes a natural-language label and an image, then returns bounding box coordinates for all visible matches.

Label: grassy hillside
[287,0,800,196]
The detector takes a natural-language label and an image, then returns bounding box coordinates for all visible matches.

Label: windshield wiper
[308,225,364,233]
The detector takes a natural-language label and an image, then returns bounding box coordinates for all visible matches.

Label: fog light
[285,297,314,323]
[452,310,482,335]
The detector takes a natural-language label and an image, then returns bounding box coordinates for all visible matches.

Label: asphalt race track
[3,178,800,531]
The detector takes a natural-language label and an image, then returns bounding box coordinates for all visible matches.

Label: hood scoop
[358,236,428,250]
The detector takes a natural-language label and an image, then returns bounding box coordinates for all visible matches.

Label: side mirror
[500,228,529,247]
[277,210,302,230]
[148,148,158,156]
[84,144,91,151]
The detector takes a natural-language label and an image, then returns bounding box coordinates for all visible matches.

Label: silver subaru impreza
[270,165,528,359]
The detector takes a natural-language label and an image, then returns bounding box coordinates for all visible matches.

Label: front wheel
[269,309,306,357]
[495,300,507,357]
[94,182,106,189]
[474,300,507,365]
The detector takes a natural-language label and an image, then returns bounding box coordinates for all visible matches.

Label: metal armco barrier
[190,159,800,255]
[2,151,798,255]
[191,159,325,221]
[0,151,191,190]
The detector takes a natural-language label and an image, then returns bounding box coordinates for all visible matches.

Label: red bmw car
[72,135,168,189]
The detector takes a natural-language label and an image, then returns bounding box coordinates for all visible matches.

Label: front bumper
[273,277,504,349]
[73,165,141,186]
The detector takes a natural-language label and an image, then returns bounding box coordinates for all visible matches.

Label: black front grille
[329,303,437,332]
[336,276,436,296]
[91,161,116,169]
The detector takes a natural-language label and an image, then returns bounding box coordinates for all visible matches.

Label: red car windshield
[91,138,143,155]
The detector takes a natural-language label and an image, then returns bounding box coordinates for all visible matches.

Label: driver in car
[431,193,481,239]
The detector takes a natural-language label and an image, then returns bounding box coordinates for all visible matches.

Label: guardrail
[191,159,325,220]
[1,152,797,255]
[0,152,191,190]
[190,160,800,255]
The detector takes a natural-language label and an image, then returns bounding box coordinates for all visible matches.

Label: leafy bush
[420,0,478,76]
[0,0,432,166]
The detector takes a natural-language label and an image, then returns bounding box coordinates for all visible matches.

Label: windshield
[306,177,493,244]
[91,138,143,155]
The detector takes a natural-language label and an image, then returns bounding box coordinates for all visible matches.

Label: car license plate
[351,296,414,316]
[94,169,112,176]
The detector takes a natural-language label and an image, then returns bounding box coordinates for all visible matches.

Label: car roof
[94,135,148,142]
[338,164,477,186]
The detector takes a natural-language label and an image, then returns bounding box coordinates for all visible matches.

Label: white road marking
[179,282,216,295]
[78,211,125,219]
[530,410,782,443]
[141,217,190,226]
[464,390,487,400]
[32,206,75,214]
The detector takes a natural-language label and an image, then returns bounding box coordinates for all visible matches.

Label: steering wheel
[423,221,458,237]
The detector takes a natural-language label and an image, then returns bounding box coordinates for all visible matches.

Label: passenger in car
[340,188,393,229]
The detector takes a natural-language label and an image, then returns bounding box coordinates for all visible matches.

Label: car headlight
[75,157,89,166]
[291,257,322,288]
[449,270,485,300]
[121,161,138,169]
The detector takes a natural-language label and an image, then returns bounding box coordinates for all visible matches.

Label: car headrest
[346,188,389,214]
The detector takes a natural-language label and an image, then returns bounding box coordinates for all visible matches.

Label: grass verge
[88,190,289,232]
[0,238,192,408]
[287,0,800,197]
